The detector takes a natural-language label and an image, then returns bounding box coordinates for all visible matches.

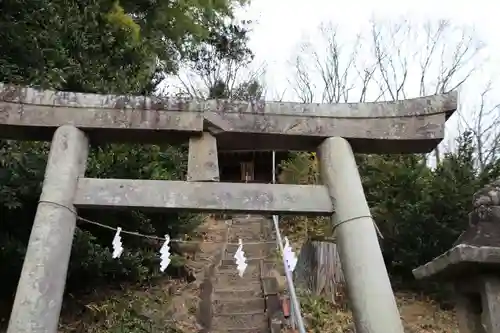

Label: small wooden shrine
[218,151,292,183]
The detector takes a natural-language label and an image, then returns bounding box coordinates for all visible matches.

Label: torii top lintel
[0,83,457,153]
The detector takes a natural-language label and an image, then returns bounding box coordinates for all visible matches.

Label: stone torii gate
[0,83,457,333]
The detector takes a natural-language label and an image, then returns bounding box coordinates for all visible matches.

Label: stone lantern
[413,180,500,333]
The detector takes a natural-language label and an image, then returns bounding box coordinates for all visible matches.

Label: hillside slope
[53,216,459,332]
[57,283,457,333]
[300,291,457,333]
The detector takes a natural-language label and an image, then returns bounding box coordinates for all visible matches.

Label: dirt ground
[298,291,458,333]
[397,292,457,333]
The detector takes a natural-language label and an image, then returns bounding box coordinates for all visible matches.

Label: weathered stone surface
[413,179,500,333]
[453,218,500,248]
[265,294,282,313]
[479,276,500,333]
[452,180,500,247]
[225,242,275,258]
[209,112,448,153]
[212,287,262,299]
[213,298,265,314]
[473,180,500,206]
[264,269,287,292]
[220,258,270,269]
[0,83,457,153]
[7,125,89,333]
[73,178,333,215]
[452,275,500,333]
[211,313,267,330]
[471,179,500,222]
[270,319,282,333]
[187,132,219,182]
[209,216,270,333]
[262,277,279,295]
[453,290,485,333]
[214,267,261,287]
[0,82,456,117]
[266,294,284,333]
[318,137,405,333]
[412,244,500,280]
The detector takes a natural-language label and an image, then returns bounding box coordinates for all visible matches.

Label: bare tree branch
[290,23,370,104]
[289,17,490,168]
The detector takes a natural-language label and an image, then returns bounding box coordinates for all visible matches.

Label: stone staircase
[196,215,281,333]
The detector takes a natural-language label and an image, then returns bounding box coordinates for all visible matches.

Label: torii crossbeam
[1,83,457,333]
[0,83,456,153]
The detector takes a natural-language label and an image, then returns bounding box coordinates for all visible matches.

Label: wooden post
[293,237,345,303]
[7,125,89,333]
[318,137,404,333]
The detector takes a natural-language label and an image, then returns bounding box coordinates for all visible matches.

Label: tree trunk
[293,237,345,304]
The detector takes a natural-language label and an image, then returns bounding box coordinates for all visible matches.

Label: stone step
[219,258,279,270]
[212,312,268,330]
[213,276,262,290]
[197,246,225,255]
[230,215,267,222]
[221,259,283,280]
[223,254,276,263]
[228,234,265,243]
[223,328,269,333]
[228,226,267,241]
[196,252,225,262]
[229,217,267,224]
[215,267,261,285]
[229,226,271,235]
[213,281,262,293]
[213,275,261,290]
[213,287,263,299]
[229,221,265,230]
[260,261,283,277]
[213,297,266,314]
[220,257,261,268]
[225,242,277,258]
[218,265,261,277]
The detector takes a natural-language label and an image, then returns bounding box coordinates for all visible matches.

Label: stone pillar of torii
[0,83,457,333]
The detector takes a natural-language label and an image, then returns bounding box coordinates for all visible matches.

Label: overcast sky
[231,0,500,151]
[165,1,500,153]
[237,0,500,97]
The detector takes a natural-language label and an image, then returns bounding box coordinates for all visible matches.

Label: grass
[58,277,199,333]
[57,280,458,333]
[298,291,458,333]
[56,215,217,333]
[54,213,459,333]
[278,215,459,333]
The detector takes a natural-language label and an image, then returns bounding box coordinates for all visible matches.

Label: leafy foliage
[0,142,198,299]
[0,0,153,93]
[0,0,253,322]
[280,132,500,281]
[0,0,251,94]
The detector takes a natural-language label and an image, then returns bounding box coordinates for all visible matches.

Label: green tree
[279,132,500,284]
[0,0,251,94]
[0,0,254,320]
